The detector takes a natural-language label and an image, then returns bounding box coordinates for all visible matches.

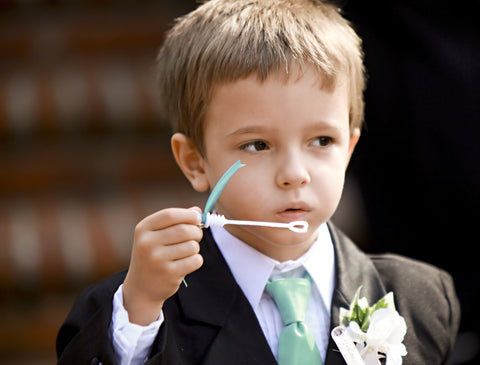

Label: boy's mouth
[277,204,311,221]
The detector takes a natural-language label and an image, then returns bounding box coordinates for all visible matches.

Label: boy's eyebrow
[227,120,344,137]
[306,120,347,133]
[226,126,269,137]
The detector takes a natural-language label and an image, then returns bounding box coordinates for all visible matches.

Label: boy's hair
[157,0,365,154]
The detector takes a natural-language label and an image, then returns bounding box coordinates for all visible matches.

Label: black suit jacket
[57,224,460,364]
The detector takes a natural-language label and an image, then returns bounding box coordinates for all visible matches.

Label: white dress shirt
[212,223,335,362]
[111,287,162,364]
[110,223,336,365]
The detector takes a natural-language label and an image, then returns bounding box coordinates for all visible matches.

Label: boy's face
[175,65,359,261]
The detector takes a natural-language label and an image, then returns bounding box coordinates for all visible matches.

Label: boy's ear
[171,133,210,192]
[346,128,361,166]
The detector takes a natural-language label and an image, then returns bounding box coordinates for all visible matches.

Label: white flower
[346,308,407,365]
[335,287,408,365]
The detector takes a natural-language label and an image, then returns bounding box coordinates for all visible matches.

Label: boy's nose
[275,154,311,188]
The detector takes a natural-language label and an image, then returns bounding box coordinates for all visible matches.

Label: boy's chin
[228,226,318,257]
[264,231,316,249]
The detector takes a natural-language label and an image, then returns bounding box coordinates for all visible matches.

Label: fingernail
[190,207,202,223]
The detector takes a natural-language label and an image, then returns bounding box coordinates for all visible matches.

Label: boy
[57,0,460,364]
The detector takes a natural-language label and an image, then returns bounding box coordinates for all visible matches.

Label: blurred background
[0,1,205,364]
[0,0,478,364]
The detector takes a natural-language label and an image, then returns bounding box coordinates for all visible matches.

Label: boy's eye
[312,136,333,147]
[241,140,269,152]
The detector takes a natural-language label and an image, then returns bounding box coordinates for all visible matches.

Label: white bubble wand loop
[203,212,308,233]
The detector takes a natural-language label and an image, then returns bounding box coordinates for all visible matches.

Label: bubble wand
[199,160,308,232]
[203,212,308,233]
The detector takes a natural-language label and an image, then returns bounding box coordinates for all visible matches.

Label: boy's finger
[171,253,204,278]
[153,240,201,262]
[139,224,203,248]
[137,207,201,231]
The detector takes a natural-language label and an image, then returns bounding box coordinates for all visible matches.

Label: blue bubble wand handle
[183,160,245,287]
[201,160,246,224]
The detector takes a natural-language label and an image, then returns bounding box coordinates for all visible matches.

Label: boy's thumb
[189,206,203,224]
[189,206,203,214]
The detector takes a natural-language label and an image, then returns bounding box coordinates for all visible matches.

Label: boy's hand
[122,207,204,325]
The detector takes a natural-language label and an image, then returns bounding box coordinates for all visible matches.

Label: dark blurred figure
[343,1,480,364]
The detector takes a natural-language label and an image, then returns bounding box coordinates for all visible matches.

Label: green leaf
[360,307,372,332]
[372,292,395,312]
[340,287,398,333]
[342,286,372,329]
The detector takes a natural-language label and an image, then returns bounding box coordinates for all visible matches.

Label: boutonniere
[331,286,407,365]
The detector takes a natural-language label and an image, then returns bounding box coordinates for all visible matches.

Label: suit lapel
[324,223,388,365]
[177,229,277,365]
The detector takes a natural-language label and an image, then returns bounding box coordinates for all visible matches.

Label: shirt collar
[211,223,335,313]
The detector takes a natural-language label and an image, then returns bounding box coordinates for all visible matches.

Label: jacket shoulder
[56,270,127,364]
[368,253,459,328]
[370,253,448,283]
[60,270,127,328]
[369,253,460,363]
[369,253,455,297]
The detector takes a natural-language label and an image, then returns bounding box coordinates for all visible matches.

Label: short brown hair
[157,0,365,154]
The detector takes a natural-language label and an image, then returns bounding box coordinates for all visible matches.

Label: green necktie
[265,276,323,365]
